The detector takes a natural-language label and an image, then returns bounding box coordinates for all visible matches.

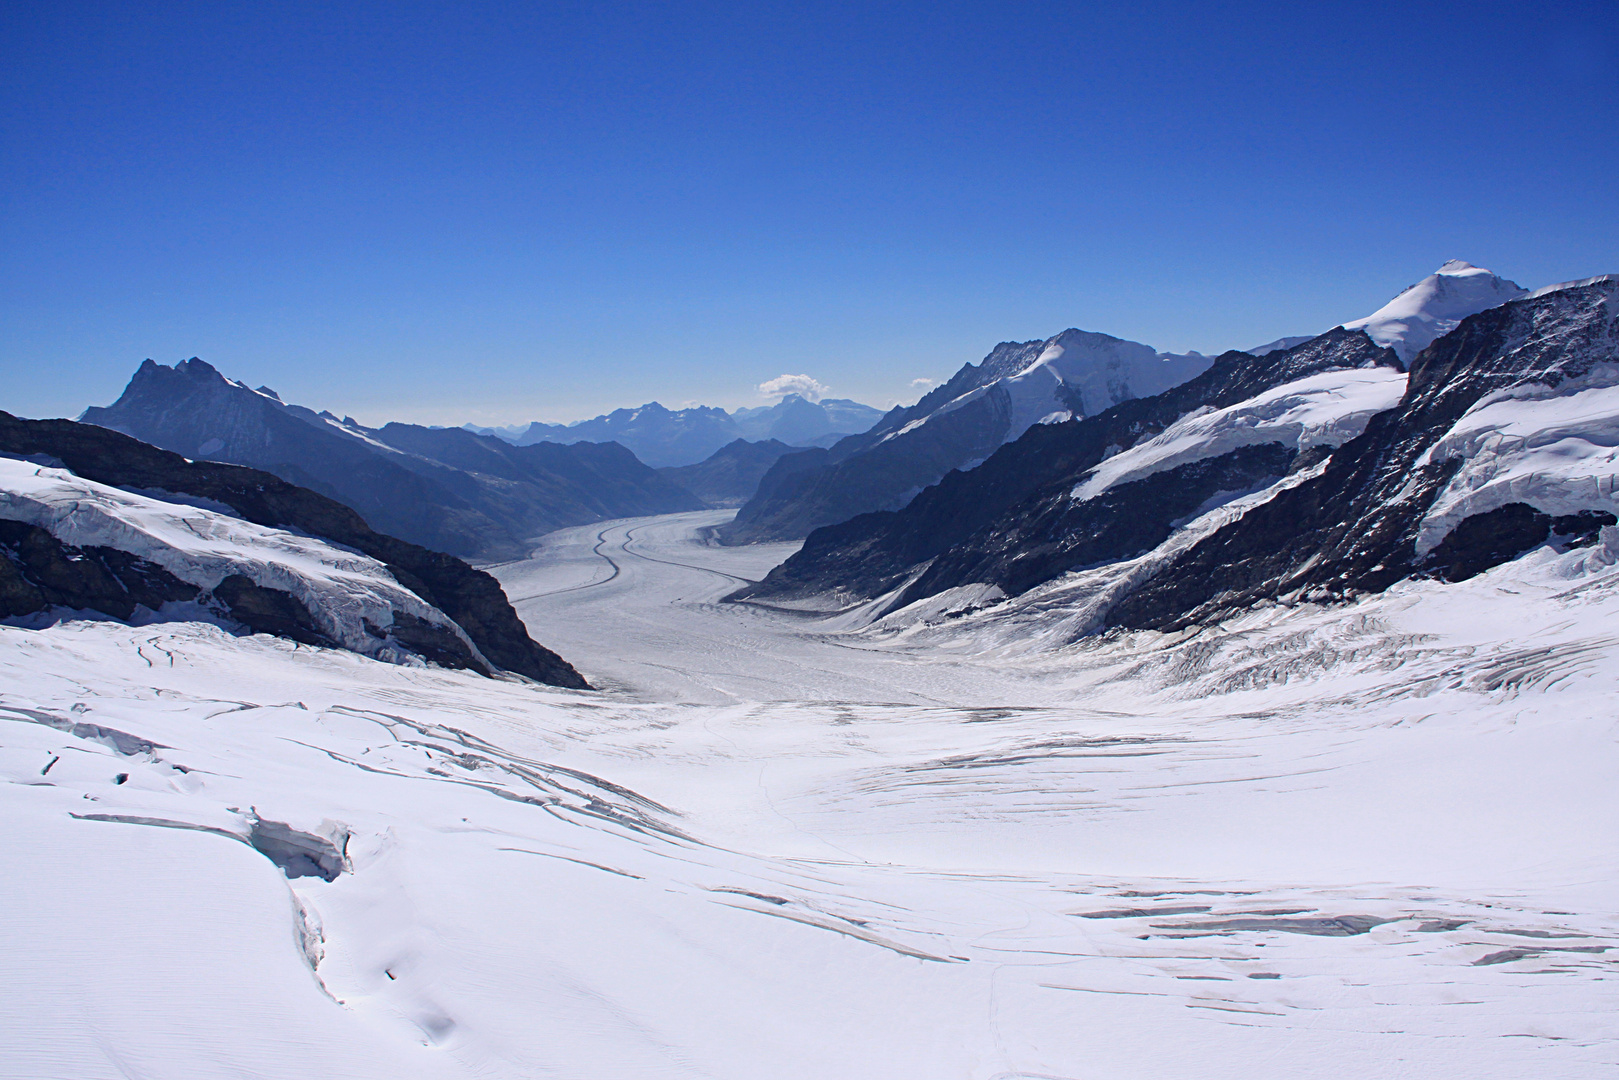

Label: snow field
[5,511,1614,1077]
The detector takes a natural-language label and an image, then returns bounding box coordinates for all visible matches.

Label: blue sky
[3,1,1616,425]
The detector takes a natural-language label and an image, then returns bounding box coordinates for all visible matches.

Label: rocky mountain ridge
[732,275,1619,643]
[0,412,588,687]
[80,359,702,561]
[718,330,1215,545]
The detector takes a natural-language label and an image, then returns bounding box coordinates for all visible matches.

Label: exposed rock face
[1423,505,1615,583]
[210,574,332,647]
[1106,281,1619,631]
[0,413,588,688]
[80,359,701,561]
[0,519,199,621]
[655,439,800,508]
[718,330,1213,544]
[734,328,1398,607]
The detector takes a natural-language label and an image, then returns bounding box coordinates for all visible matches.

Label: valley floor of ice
[4,510,1617,1078]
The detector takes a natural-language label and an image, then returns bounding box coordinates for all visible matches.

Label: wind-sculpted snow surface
[0,457,483,667]
[3,512,1617,1078]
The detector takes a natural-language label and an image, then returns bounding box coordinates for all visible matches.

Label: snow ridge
[1070,367,1408,503]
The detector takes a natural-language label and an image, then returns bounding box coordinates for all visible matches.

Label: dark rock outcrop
[0,519,200,620]
[0,413,589,687]
[210,574,331,646]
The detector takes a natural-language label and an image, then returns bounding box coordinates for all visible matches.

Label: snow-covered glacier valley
[4,508,1616,1079]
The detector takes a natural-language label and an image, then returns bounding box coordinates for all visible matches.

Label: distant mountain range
[719,261,1531,546]
[731,264,1619,640]
[469,394,886,467]
[79,359,704,561]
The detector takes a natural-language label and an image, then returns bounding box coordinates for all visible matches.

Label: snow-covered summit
[998,330,1213,441]
[1342,260,1528,362]
[892,330,1215,450]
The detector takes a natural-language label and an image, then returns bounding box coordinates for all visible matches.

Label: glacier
[2,506,1616,1078]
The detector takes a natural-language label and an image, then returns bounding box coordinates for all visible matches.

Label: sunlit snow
[3,508,1616,1078]
[1342,260,1528,362]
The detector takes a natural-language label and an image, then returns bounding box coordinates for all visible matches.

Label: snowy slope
[1342,260,1528,361]
[0,457,480,665]
[1416,377,1619,553]
[1071,366,1408,501]
[3,513,1616,1078]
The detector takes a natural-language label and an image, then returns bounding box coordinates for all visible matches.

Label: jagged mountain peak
[174,356,223,378]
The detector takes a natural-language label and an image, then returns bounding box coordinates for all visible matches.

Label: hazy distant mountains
[471,394,885,467]
[80,359,703,561]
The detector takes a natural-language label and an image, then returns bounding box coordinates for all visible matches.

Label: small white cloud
[757,374,829,401]
[910,377,934,389]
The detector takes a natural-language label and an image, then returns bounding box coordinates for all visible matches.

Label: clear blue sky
[3,1,1616,425]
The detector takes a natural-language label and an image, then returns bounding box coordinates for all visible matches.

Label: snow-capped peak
[1342,261,1528,362]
